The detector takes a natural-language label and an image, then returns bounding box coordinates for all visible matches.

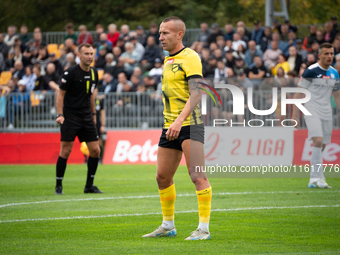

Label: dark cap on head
[296,39,302,44]
[137,25,143,29]
[155,58,161,63]
[253,19,260,25]
[211,23,219,29]
[49,52,55,57]
[331,16,338,20]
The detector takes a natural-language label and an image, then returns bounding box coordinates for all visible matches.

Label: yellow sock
[196,186,212,223]
[159,184,176,221]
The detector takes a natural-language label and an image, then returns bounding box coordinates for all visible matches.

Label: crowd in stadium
[1,17,340,128]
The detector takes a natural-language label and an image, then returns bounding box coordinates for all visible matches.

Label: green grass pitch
[0,164,339,254]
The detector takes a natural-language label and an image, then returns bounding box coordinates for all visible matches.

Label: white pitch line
[1,204,339,224]
[1,190,339,209]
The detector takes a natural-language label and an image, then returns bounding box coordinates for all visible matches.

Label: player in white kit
[293,43,340,188]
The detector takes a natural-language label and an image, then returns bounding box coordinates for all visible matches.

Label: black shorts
[158,124,204,151]
[60,108,98,142]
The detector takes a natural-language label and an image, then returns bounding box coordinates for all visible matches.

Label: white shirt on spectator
[232,40,247,51]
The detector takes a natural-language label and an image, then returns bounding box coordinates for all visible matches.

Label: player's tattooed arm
[188,78,202,95]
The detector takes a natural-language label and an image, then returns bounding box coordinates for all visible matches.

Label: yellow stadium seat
[98,70,104,80]
[30,92,40,107]
[47,44,58,54]
[90,48,96,67]
[54,49,61,58]
[59,44,64,50]
[0,71,12,85]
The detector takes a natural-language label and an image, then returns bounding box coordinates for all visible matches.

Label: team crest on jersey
[166,58,174,64]
[61,78,66,84]
[331,73,335,79]
[171,64,181,73]
[91,84,95,93]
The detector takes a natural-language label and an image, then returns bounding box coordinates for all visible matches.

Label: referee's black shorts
[60,107,98,143]
[158,124,204,151]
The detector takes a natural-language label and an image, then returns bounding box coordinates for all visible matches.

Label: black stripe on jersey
[169,47,186,57]
[187,75,202,81]
[162,90,170,116]
[192,109,197,125]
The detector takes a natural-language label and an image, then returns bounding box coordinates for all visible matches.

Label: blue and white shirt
[298,63,339,120]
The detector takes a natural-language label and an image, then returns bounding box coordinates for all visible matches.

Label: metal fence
[1,83,339,132]
[41,24,322,46]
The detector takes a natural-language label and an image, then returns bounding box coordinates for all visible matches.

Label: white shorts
[304,115,332,144]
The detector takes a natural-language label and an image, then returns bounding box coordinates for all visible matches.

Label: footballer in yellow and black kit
[158,47,204,151]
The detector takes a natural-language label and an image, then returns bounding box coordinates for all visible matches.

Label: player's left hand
[166,121,182,141]
[93,116,97,125]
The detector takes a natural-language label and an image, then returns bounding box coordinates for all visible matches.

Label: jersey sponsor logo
[61,78,66,84]
[64,72,68,75]
[322,75,330,79]
[166,58,174,64]
[84,76,90,79]
[317,74,322,78]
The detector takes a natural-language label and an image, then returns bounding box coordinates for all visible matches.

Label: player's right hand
[56,116,65,125]
[292,115,300,128]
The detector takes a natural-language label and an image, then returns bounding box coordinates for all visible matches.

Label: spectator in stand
[33,45,50,71]
[269,32,288,55]
[143,75,157,92]
[201,48,210,77]
[132,66,142,78]
[207,23,224,45]
[148,58,163,83]
[213,48,224,62]
[237,70,253,89]
[231,33,246,51]
[129,32,145,62]
[18,65,37,91]
[287,46,302,75]
[11,59,25,79]
[258,73,280,90]
[260,26,272,52]
[112,46,122,61]
[280,24,289,42]
[146,23,160,46]
[0,52,5,72]
[95,45,107,69]
[237,26,249,44]
[64,23,78,45]
[103,53,121,78]
[116,72,133,93]
[224,39,233,52]
[33,64,49,91]
[306,53,316,67]
[65,52,77,69]
[209,42,218,52]
[14,37,26,53]
[310,41,320,60]
[107,23,120,47]
[19,24,31,45]
[0,33,9,61]
[101,72,117,93]
[263,40,283,69]
[119,42,138,75]
[77,25,93,45]
[97,33,113,53]
[9,46,23,68]
[271,54,290,76]
[298,62,307,77]
[304,25,317,51]
[285,20,298,33]
[331,16,340,35]
[4,25,18,53]
[140,36,162,74]
[119,24,130,42]
[324,21,335,43]
[315,30,325,45]
[64,38,76,54]
[33,27,46,47]
[233,57,248,77]
[233,44,246,60]
[136,25,147,47]
[248,55,267,88]
[286,30,298,51]
[296,39,308,63]
[224,49,235,69]
[58,47,67,68]
[272,19,281,33]
[93,24,104,47]
[116,37,126,53]
[44,62,60,92]
[191,22,210,50]
[224,24,234,41]
[214,60,229,84]
[251,20,264,45]
[333,38,340,65]
[245,40,263,69]
[214,36,224,52]
[334,54,340,73]
[130,74,142,91]
[237,21,252,39]
[205,56,217,78]
[48,52,63,77]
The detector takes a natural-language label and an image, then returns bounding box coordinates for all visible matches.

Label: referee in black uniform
[55,43,103,195]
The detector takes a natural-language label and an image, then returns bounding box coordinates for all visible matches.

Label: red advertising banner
[103,130,186,165]
[0,133,83,164]
[293,129,340,165]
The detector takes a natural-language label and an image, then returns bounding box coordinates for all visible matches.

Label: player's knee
[312,137,323,147]
[156,172,169,186]
[60,148,72,159]
[190,176,207,187]
[90,146,101,158]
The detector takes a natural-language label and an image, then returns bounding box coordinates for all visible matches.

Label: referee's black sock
[56,156,67,187]
[86,156,99,188]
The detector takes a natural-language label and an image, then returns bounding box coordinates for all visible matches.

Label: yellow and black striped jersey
[162,47,203,128]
